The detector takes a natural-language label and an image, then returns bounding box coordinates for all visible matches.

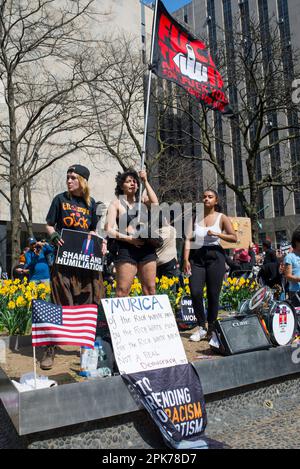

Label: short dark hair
[115,169,140,196]
[291,230,300,249]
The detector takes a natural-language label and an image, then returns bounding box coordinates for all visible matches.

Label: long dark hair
[203,189,222,212]
[115,169,140,197]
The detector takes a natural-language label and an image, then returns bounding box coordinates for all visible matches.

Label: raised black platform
[1,342,300,436]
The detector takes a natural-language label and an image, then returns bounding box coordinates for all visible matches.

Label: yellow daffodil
[16,296,26,307]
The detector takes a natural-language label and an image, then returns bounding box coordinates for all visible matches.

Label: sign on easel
[101,295,188,375]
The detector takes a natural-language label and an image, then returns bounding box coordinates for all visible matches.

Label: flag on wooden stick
[152,0,232,115]
[32,300,97,348]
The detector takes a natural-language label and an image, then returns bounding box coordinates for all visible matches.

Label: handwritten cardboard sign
[56,229,103,272]
[220,217,252,250]
[101,295,188,375]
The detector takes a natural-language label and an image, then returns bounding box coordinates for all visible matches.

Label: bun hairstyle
[204,189,222,212]
[115,169,140,196]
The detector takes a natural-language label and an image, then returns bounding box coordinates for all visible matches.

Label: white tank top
[194,213,223,248]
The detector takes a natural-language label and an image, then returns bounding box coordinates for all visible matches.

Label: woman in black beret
[43,164,106,370]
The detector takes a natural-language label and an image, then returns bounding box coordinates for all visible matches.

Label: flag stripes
[32,300,98,348]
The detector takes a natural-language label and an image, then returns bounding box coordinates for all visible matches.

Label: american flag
[32,300,98,348]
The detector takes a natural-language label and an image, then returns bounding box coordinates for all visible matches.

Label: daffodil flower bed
[219,276,259,311]
[0,278,51,335]
[103,275,259,315]
[104,276,181,311]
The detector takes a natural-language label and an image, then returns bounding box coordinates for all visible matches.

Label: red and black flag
[152,0,232,115]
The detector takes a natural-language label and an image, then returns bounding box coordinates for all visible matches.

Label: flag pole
[33,347,37,389]
[138,0,159,223]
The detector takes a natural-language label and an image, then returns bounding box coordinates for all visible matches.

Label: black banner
[152,0,232,115]
[56,229,103,272]
[123,363,223,449]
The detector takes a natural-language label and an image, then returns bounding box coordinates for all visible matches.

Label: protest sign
[176,296,198,331]
[220,217,252,250]
[56,229,103,272]
[101,295,188,375]
[123,363,214,449]
[179,296,197,323]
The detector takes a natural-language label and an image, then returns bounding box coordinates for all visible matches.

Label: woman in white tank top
[183,190,237,342]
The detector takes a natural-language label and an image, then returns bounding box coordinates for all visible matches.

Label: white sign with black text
[101,295,188,375]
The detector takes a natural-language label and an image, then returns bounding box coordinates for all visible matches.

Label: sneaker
[40,346,55,370]
[189,327,207,342]
[206,324,215,341]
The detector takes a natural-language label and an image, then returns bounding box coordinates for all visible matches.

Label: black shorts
[114,241,157,265]
[157,258,179,278]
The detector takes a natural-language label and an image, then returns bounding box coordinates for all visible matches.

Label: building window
[275,230,287,248]
[277,0,300,214]
[207,0,217,57]
[183,5,188,23]
[258,0,284,218]
[223,0,243,215]
[259,232,267,246]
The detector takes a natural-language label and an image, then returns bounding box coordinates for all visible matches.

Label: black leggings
[189,248,226,328]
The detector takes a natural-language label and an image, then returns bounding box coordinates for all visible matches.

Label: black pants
[189,247,226,328]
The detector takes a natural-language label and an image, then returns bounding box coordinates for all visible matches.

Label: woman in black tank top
[105,169,159,297]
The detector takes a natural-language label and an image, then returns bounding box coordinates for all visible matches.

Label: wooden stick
[33,347,37,389]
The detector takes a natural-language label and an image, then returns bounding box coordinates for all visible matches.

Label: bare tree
[82,35,146,171]
[154,16,300,241]
[0,0,111,270]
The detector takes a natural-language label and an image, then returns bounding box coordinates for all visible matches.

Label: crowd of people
[3,163,300,371]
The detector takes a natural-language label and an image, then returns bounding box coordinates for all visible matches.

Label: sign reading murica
[101,295,188,375]
[56,229,103,272]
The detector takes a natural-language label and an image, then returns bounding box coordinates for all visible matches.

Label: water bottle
[97,340,112,377]
[79,342,100,376]
[98,344,107,365]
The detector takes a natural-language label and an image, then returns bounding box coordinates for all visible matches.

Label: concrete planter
[1,335,32,351]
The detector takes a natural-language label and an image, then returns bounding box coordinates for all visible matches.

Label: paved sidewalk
[206,380,300,449]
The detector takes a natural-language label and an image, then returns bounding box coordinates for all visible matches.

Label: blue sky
[162,0,191,13]
[142,1,191,13]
